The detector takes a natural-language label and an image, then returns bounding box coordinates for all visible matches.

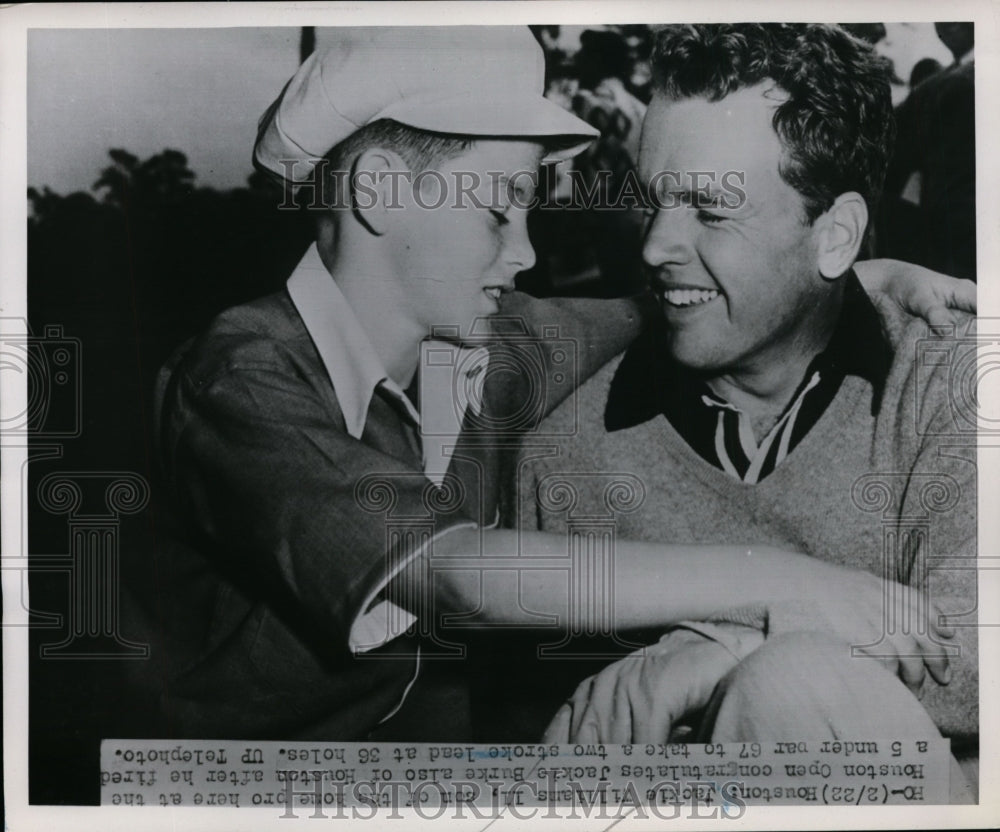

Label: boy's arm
[855,259,976,326]
[391,525,955,683]
[493,291,659,421]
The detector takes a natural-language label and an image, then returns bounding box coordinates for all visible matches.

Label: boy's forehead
[446,138,546,168]
[436,140,544,192]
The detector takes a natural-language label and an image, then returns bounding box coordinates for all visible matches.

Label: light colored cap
[254,26,598,182]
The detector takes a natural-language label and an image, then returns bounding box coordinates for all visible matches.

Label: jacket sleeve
[488,291,654,425]
[158,353,475,656]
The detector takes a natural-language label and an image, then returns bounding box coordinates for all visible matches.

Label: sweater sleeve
[896,329,979,741]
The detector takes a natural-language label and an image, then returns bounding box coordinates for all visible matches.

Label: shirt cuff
[348,521,478,654]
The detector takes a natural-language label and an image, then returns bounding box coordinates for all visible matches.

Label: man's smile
[661,287,721,308]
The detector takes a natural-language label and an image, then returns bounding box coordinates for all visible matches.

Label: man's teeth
[484,287,503,300]
[663,288,719,307]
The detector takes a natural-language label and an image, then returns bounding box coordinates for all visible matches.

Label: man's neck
[703,288,844,443]
[706,362,813,443]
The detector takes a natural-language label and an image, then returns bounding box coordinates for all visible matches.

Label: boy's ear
[815,192,868,280]
[349,148,407,236]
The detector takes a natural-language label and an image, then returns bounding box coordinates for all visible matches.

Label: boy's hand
[542,623,763,744]
[855,259,976,327]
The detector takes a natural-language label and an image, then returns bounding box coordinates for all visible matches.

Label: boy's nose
[506,217,537,273]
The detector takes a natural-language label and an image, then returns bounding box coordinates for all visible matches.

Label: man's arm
[165,345,860,656]
[162,316,958,672]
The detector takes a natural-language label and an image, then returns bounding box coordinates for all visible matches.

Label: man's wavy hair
[651,24,895,223]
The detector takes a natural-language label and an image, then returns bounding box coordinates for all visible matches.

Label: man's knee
[701,632,940,741]
[721,631,861,699]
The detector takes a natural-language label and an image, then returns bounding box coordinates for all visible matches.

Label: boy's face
[389,140,543,341]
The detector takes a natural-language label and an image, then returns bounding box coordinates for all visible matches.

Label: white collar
[286,242,418,438]
[285,243,490,457]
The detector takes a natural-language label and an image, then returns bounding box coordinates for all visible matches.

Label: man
[517,24,976,797]
[142,25,972,743]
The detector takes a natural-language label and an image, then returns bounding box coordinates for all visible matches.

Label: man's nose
[642,207,695,269]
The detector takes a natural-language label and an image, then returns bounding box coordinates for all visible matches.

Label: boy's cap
[254,26,599,182]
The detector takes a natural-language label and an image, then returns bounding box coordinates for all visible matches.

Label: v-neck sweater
[518,299,977,741]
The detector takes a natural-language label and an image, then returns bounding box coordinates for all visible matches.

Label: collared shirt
[286,243,490,658]
[286,243,490,483]
[605,271,893,482]
[155,246,645,739]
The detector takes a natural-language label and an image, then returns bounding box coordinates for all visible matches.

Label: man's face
[638,84,827,380]
[390,140,543,341]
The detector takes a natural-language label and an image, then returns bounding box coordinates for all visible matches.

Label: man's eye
[697,209,726,224]
[641,207,658,233]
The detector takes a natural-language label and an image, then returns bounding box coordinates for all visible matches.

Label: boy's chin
[428,315,496,345]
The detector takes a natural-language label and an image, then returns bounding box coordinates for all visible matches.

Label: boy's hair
[325,118,474,174]
[314,118,473,213]
[651,24,894,223]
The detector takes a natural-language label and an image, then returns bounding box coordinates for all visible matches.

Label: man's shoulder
[866,288,973,357]
[869,298,976,433]
[873,296,974,366]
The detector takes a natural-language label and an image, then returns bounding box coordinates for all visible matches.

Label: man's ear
[815,192,868,280]
[349,148,407,236]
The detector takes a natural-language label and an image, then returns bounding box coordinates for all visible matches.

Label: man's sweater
[516,298,977,741]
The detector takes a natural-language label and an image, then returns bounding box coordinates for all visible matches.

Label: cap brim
[378,91,599,162]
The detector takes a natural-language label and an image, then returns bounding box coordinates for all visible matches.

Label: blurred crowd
[870,23,976,283]
[523,22,976,296]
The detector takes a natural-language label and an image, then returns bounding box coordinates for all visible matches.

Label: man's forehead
[639,86,786,175]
